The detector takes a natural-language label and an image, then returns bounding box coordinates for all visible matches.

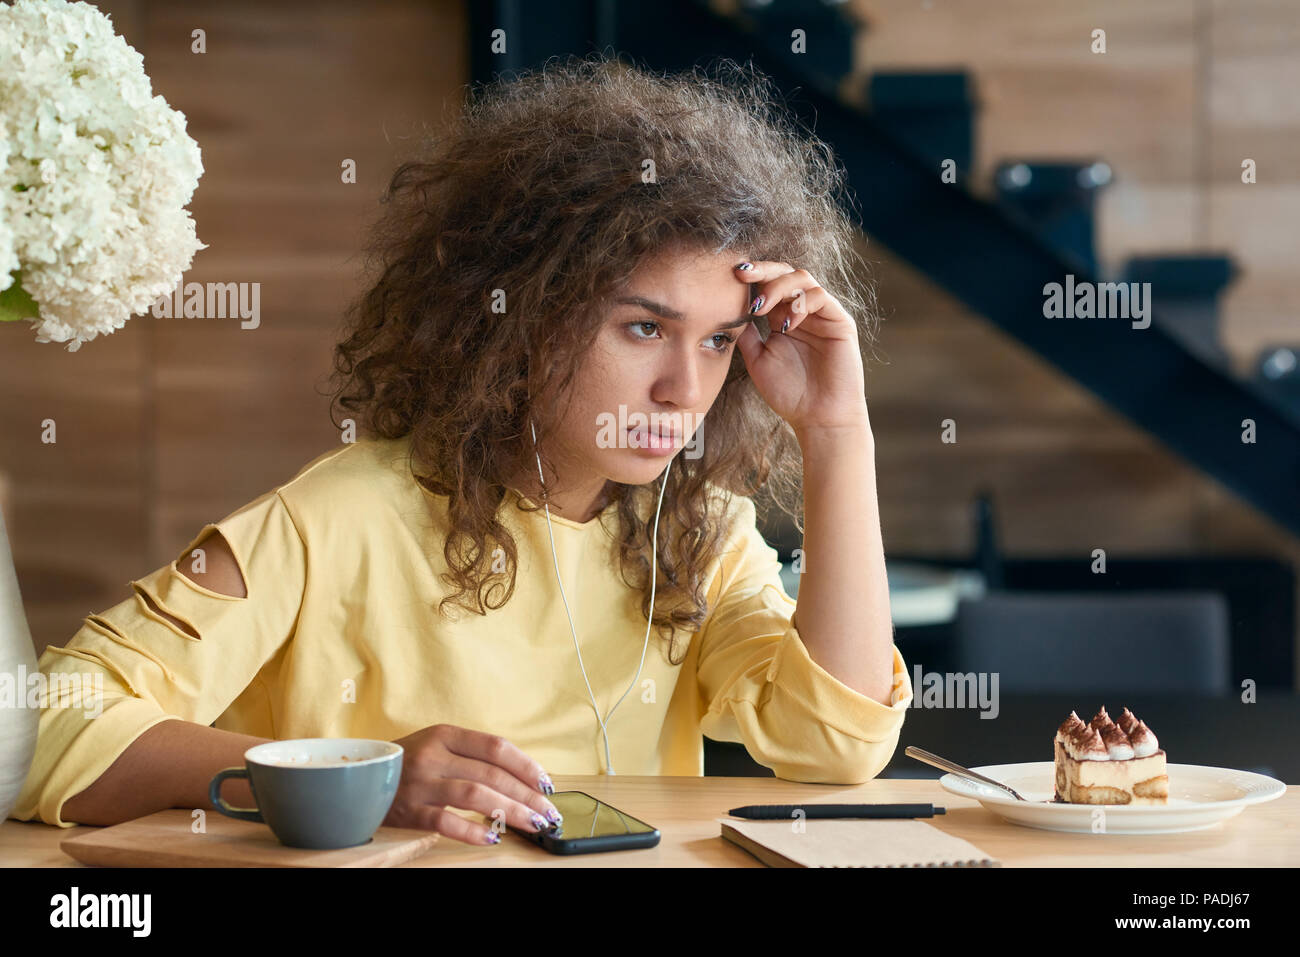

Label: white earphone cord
[530,419,670,775]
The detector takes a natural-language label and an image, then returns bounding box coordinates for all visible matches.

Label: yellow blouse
[12,434,914,827]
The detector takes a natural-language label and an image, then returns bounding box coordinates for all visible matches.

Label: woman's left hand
[732,261,870,436]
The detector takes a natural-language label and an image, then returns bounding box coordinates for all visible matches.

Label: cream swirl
[1100,722,1134,760]
[1129,719,1159,757]
[1089,705,1115,734]
[1056,710,1086,744]
[1116,706,1140,736]
[1064,724,1110,761]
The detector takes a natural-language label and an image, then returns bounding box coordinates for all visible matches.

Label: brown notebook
[719,817,1000,868]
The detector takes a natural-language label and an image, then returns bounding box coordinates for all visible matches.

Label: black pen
[727,803,945,820]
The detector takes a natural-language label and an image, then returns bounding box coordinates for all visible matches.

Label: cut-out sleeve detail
[82,614,177,686]
[130,581,202,642]
[9,489,308,828]
[170,526,250,600]
[695,495,913,784]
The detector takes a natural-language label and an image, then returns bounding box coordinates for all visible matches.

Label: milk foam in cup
[209,738,403,849]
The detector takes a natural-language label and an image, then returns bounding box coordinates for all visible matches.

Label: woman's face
[530,247,754,513]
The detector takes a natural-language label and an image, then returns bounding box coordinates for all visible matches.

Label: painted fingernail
[748,294,765,315]
[486,830,501,844]
[529,811,548,832]
[538,772,554,795]
[781,317,790,333]
[736,262,754,271]
[546,807,563,824]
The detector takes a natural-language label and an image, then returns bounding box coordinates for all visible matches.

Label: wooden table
[4,775,1295,867]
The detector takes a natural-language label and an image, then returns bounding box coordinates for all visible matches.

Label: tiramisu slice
[1053,706,1168,805]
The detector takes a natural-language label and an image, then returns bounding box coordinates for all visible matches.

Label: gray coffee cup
[209,738,403,850]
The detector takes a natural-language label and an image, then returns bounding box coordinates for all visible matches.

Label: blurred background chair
[951,591,1231,694]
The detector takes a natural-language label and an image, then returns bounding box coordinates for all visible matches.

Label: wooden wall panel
[1205,1,1300,375]
[0,218,151,652]
[2,0,468,657]
[844,0,1299,374]
[1094,184,1201,261]
[141,0,468,565]
[973,64,1198,187]
[845,0,1195,69]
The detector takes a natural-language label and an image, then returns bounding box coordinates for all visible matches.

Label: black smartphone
[508,790,660,855]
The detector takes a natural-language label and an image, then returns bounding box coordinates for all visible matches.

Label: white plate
[939,762,1286,834]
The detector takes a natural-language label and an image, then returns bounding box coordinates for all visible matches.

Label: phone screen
[548,790,655,837]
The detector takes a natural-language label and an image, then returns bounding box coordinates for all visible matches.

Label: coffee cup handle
[209,767,264,822]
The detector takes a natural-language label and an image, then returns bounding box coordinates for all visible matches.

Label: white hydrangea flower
[0,0,205,351]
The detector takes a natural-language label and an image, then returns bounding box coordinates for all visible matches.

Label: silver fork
[905,746,1028,801]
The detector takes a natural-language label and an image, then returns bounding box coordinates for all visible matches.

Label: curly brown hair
[325,53,878,664]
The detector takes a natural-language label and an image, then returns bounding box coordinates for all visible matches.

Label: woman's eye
[626,320,735,352]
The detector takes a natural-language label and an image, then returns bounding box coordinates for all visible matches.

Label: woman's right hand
[383,724,563,845]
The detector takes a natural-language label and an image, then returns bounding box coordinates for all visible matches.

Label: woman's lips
[627,426,679,450]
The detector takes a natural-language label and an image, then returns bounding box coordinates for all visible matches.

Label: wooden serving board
[59,809,440,868]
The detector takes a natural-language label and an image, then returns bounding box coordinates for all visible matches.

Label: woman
[13,55,912,846]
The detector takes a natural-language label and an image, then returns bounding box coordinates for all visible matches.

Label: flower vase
[0,505,39,826]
